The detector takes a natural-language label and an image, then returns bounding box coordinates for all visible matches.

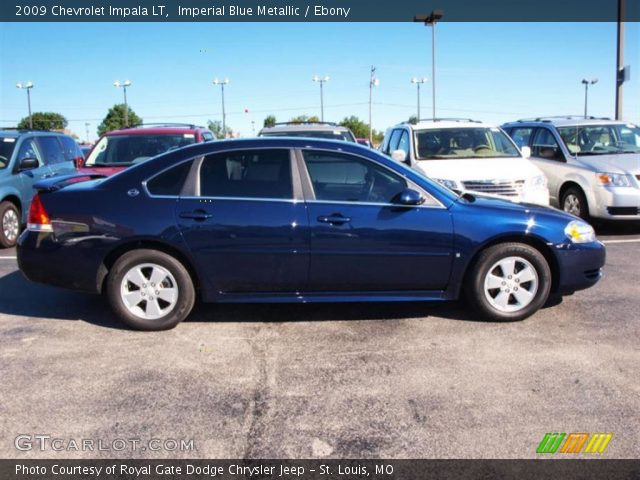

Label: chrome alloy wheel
[2,208,19,244]
[563,193,581,217]
[483,256,539,313]
[120,263,179,320]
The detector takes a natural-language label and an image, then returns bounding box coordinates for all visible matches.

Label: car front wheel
[466,243,551,321]
[106,249,196,330]
[561,186,589,220]
[0,201,21,248]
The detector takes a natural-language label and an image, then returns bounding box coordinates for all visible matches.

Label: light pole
[411,77,428,120]
[16,82,34,129]
[85,123,90,143]
[368,66,379,144]
[213,78,230,137]
[313,75,330,122]
[113,80,132,127]
[581,78,598,118]
[415,10,443,119]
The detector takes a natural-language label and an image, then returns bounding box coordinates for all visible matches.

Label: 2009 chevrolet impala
[17,138,605,330]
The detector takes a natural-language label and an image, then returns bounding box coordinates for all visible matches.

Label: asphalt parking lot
[0,223,638,459]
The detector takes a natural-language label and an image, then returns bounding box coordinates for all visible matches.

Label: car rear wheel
[465,243,551,321]
[561,186,589,220]
[0,201,20,248]
[106,249,195,330]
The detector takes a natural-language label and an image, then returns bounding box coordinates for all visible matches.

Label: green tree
[207,120,233,139]
[17,112,67,131]
[289,115,320,124]
[97,104,142,136]
[263,115,276,128]
[339,116,369,138]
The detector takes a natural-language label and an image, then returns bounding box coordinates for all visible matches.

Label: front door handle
[317,214,351,225]
[179,210,212,221]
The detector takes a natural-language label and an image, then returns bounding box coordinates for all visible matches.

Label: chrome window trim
[177,195,301,204]
[297,147,445,209]
[304,199,446,209]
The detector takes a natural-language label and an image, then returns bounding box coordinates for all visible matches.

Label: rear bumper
[17,230,103,294]
[554,241,606,294]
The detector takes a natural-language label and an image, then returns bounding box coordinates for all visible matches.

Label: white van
[380,119,549,205]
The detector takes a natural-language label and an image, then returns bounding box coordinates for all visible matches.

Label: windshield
[414,127,520,160]
[84,134,197,167]
[0,138,17,169]
[261,130,356,142]
[557,124,640,156]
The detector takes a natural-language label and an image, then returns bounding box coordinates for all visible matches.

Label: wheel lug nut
[515,279,520,283]
[155,291,159,295]
[514,287,518,291]
[501,281,506,286]
[143,284,147,288]
[141,292,145,296]
[151,283,155,287]
[149,296,154,301]
[508,275,512,279]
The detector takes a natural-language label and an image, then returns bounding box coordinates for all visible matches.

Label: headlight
[433,178,460,190]
[528,174,548,188]
[596,172,632,187]
[564,220,596,243]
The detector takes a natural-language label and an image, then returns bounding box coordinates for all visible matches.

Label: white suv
[380,119,549,205]
[503,117,640,220]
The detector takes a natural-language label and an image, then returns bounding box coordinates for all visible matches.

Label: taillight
[27,193,53,232]
[74,155,85,169]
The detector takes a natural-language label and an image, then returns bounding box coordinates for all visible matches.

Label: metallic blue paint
[17,138,605,304]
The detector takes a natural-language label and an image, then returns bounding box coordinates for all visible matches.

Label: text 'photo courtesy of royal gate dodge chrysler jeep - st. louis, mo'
[16,137,605,331]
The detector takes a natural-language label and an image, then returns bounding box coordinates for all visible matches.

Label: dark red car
[78,124,215,176]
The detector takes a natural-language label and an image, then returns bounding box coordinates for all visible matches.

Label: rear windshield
[261,130,356,142]
[0,138,17,169]
[84,133,197,167]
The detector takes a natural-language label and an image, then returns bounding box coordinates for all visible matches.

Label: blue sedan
[17,138,605,330]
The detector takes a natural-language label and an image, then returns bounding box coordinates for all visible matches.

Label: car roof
[260,122,351,134]
[503,116,631,128]
[395,119,494,130]
[105,124,206,136]
[0,129,70,137]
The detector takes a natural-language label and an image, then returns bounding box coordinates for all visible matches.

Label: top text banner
[3,0,640,22]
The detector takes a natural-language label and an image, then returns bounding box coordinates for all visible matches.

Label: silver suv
[259,122,356,142]
[503,117,640,220]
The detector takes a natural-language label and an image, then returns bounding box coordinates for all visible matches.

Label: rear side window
[201,131,214,141]
[36,136,66,165]
[146,160,192,196]
[199,149,292,199]
[59,136,82,162]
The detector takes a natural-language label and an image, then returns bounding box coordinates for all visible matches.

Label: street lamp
[312,75,330,122]
[368,66,379,144]
[411,77,428,120]
[581,78,598,118]
[113,80,132,127]
[16,82,34,129]
[213,78,230,137]
[415,9,444,119]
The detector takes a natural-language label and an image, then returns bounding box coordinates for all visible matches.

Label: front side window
[386,129,403,154]
[199,149,293,199]
[15,138,42,165]
[303,150,407,204]
[85,134,197,167]
[557,124,640,155]
[414,127,520,160]
[532,128,563,161]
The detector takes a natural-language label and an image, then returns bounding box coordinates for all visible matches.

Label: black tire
[561,186,589,220]
[106,249,195,331]
[465,243,552,322]
[0,201,21,248]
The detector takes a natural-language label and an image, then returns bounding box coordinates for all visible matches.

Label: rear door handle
[179,210,212,221]
[317,214,351,225]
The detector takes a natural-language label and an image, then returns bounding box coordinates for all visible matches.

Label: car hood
[457,191,574,220]
[416,157,542,182]
[77,166,127,176]
[574,152,640,174]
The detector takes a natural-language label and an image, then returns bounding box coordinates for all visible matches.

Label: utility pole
[16,82,34,129]
[213,78,230,137]
[411,77,428,120]
[313,75,330,122]
[114,80,132,127]
[581,79,598,118]
[368,66,379,144]
[85,122,90,143]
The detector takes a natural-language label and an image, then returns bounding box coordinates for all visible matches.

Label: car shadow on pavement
[0,270,498,330]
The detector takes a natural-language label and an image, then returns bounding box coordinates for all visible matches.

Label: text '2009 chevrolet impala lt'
[17,138,605,330]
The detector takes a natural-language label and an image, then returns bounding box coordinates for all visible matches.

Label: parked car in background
[0,129,80,247]
[356,138,373,148]
[502,116,640,220]
[18,138,604,330]
[259,122,357,142]
[79,144,93,159]
[79,123,214,176]
[380,119,550,206]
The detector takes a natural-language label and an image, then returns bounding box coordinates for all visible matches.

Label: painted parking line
[601,239,640,245]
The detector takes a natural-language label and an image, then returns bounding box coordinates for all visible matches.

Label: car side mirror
[18,157,39,171]
[521,146,531,158]
[392,188,425,206]
[391,149,407,162]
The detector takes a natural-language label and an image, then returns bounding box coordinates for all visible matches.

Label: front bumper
[590,186,640,220]
[554,240,606,294]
